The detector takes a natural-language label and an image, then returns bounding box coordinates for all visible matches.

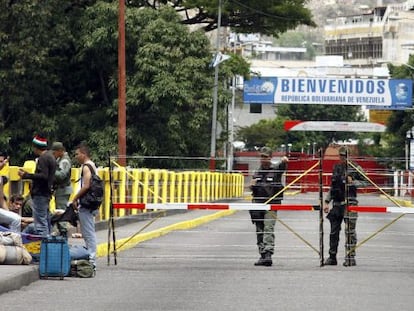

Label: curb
[0,266,39,294]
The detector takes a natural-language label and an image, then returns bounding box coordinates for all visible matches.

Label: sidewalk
[0,209,233,295]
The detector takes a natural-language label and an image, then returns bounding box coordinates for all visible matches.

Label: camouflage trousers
[344,210,358,259]
[254,211,277,255]
[327,202,358,259]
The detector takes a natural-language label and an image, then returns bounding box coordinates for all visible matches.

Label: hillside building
[324,0,414,66]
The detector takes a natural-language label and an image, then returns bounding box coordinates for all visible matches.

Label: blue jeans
[0,208,21,232]
[22,223,36,235]
[32,195,51,236]
[78,207,98,266]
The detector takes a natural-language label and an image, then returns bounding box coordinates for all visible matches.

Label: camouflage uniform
[325,158,363,267]
[250,157,287,266]
[54,151,72,210]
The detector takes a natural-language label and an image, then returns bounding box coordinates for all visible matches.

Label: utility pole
[227,75,236,172]
[209,0,222,171]
[118,0,127,166]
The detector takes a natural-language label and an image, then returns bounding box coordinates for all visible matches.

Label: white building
[324,0,414,66]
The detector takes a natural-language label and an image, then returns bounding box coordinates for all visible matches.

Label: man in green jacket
[51,142,72,210]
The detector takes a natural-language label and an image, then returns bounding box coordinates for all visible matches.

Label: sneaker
[324,257,337,265]
[343,258,356,267]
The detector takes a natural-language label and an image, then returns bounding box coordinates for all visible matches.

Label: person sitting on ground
[7,194,33,231]
[18,195,71,236]
[0,177,22,232]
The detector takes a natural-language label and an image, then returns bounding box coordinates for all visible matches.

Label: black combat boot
[324,256,337,266]
[254,253,266,266]
[343,257,356,267]
[263,251,273,267]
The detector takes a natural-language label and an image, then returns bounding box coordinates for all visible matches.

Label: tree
[236,118,286,151]
[132,0,316,35]
[78,4,250,166]
[0,0,89,163]
[2,0,307,166]
[380,55,414,164]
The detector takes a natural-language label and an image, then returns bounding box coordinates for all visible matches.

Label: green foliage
[235,103,367,153]
[134,0,316,35]
[125,7,216,159]
[236,118,286,150]
[0,0,86,163]
[0,2,217,166]
[219,53,251,80]
[382,55,414,165]
[0,0,314,167]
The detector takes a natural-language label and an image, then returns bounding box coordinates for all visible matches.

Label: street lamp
[209,0,222,171]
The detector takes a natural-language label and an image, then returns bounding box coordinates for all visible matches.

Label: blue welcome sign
[243,77,412,109]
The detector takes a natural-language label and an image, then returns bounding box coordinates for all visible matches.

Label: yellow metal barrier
[176,172,183,203]
[5,165,244,222]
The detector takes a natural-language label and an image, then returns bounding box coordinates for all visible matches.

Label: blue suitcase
[39,236,71,279]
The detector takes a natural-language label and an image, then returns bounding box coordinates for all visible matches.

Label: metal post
[227,75,236,172]
[406,130,410,171]
[344,148,351,264]
[409,127,414,171]
[118,0,126,166]
[209,0,222,171]
[318,148,324,266]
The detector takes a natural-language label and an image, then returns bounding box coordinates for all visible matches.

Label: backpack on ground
[79,163,104,211]
[70,259,95,278]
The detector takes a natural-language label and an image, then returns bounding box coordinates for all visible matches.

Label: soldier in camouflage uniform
[249,147,288,267]
[323,146,365,267]
[51,142,72,210]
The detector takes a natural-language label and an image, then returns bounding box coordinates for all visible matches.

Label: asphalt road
[1,194,414,311]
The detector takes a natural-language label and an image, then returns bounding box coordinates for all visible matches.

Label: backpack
[79,163,104,211]
[70,259,95,278]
